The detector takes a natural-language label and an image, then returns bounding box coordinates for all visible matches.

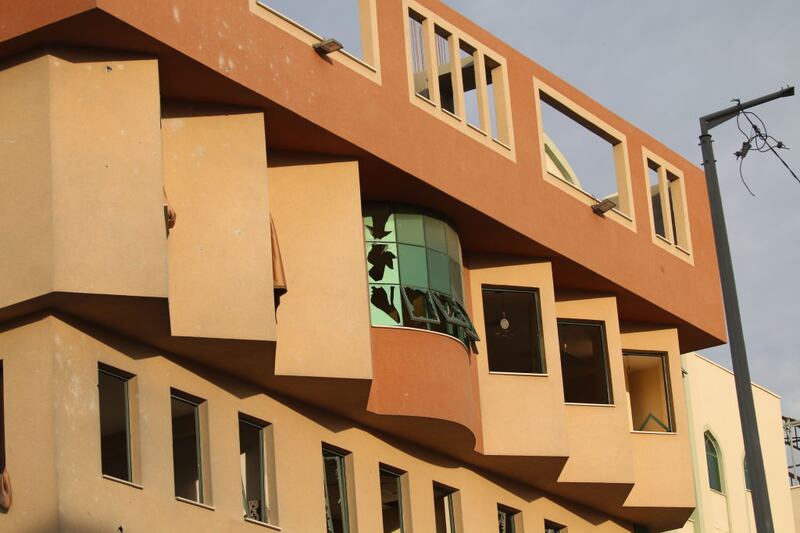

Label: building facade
[0,1,730,532]
[668,353,796,533]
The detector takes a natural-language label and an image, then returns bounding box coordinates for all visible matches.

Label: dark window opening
[171,390,205,503]
[433,482,459,533]
[744,457,751,491]
[483,286,545,374]
[497,504,520,533]
[557,320,612,404]
[459,41,481,129]
[323,445,351,533]
[380,465,406,533]
[545,519,566,533]
[240,415,269,523]
[435,25,456,115]
[624,352,673,432]
[99,364,134,482]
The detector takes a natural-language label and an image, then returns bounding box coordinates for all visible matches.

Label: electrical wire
[733,105,799,192]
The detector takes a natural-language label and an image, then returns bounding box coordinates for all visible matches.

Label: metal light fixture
[591,198,616,216]
[313,38,343,56]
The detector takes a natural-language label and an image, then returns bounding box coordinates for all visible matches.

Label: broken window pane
[433,483,459,533]
[401,286,441,325]
[540,92,625,212]
[558,320,612,404]
[171,390,205,503]
[99,365,133,482]
[323,445,351,533]
[364,203,396,243]
[380,466,406,533]
[408,11,430,100]
[483,287,545,374]
[367,242,399,284]
[240,416,268,523]
[370,284,403,326]
[624,352,673,432]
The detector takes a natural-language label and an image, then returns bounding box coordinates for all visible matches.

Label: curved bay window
[363,203,478,350]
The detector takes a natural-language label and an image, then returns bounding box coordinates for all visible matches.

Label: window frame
[622,351,675,433]
[482,285,546,376]
[642,148,693,262]
[97,363,140,485]
[170,388,212,506]
[322,443,356,533]
[379,463,411,533]
[239,413,279,527]
[557,319,614,406]
[704,431,725,494]
[497,503,523,533]
[251,0,382,84]
[403,1,515,158]
[432,481,462,533]
[534,78,636,231]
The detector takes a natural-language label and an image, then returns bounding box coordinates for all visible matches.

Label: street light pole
[698,85,794,533]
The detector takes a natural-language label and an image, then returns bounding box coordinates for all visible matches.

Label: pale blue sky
[263,1,800,415]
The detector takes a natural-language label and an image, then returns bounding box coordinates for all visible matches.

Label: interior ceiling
[0,8,721,353]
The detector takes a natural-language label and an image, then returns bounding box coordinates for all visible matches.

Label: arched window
[705,431,723,492]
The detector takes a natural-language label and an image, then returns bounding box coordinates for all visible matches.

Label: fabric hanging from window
[0,468,11,511]
[270,216,288,308]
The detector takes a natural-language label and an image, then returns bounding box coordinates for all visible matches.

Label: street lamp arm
[700,86,794,132]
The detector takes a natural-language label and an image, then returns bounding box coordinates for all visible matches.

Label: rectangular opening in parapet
[539,91,629,215]
[408,10,431,100]
[460,40,481,130]
[258,0,367,61]
[624,352,674,432]
[435,25,456,115]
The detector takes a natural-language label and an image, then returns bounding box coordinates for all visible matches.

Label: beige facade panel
[268,152,372,379]
[466,256,569,458]
[0,55,54,309]
[792,486,800,533]
[555,293,636,485]
[162,108,276,341]
[0,315,642,532]
[0,51,168,309]
[620,326,694,510]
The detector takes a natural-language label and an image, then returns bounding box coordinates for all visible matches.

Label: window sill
[415,93,437,107]
[709,488,727,497]
[564,402,615,408]
[176,496,215,511]
[488,371,548,377]
[102,475,143,490]
[245,518,282,531]
[467,122,488,136]
[630,430,676,435]
[492,137,512,151]
[442,108,462,122]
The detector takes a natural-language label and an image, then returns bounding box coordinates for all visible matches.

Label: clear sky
[264,1,800,415]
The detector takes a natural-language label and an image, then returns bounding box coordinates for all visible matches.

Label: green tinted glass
[424,216,447,252]
[427,251,451,294]
[398,244,428,287]
[395,212,426,246]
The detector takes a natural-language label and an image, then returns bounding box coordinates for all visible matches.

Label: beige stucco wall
[0,51,168,309]
[792,485,800,533]
[0,315,642,532]
[268,151,373,380]
[162,106,276,341]
[671,353,796,533]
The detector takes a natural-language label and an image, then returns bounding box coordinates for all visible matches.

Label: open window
[171,389,211,505]
[240,414,278,526]
[379,464,409,533]
[624,352,674,432]
[323,444,355,533]
[705,431,724,493]
[404,4,513,153]
[98,363,139,484]
[256,1,377,67]
[483,286,545,374]
[537,84,632,219]
[433,482,462,533]
[497,503,523,533]
[557,320,612,405]
[645,155,690,253]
